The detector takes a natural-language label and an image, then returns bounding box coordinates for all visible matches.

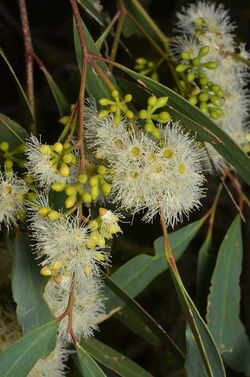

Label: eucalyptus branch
[18,0,36,134]
[69,0,88,173]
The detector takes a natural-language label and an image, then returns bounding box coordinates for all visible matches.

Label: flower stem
[18,0,36,134]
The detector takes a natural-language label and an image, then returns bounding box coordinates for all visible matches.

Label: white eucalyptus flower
[0,172,28,229]
[43,277,105,343]
[28,342,69,377]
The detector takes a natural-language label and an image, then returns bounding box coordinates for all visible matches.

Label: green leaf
[167,259,226,376]
[0,48,34,123]
[122,0,164,49]
[113,64,250,186]
[0,114,28,147]
[82,338,153,377]
[77,0,106,26]
[73,20,114,99]
[196,234,215,316]
[207,215,250,375]
[104,274,185,362]
[106,217,206,310]
[0,321,58,377]
[77,346,107,377]
[39,66,70,115]
[185,325,206,377]
[12,233,53,334]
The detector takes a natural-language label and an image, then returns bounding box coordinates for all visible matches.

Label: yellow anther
[163,148,173,159]
[178,163,186,174]
[130,146,141,156]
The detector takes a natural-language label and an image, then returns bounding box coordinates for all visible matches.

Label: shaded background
[0,1,250,375]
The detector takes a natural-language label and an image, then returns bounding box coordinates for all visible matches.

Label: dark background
[0,1,250,376]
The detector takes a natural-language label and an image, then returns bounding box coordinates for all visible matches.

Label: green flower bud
[89,175,99,186]
[125,110,134,119]
[156,97,168,107]
[135,57,147,65]
[138,109,148,119]
[192,57,200,66]
[152,128,161,139]
[210,96,221,106]
[78,174,88,184]
[144,123,154,133]
[187,71,195,81]
[157,111,170,122]
[0,141,9,152]
[111,89,119,98]
[203,62,217,69]
[4,159,13,170]
[90,186,99,200]
[176,64,189,73]
[65,185,77,196]
[81,191,92,204]
[124,94,132,102]
[189,96,198,106]
[200,103,208,113]
[148,96,157,107]
[198,92,208,102]
[198,46,209,58]
[181,51,191,60]
[99,98,114,106]
[97,165,107,175]
[65,195,76,209]
[53,142,63,153]
[101,182,111,196]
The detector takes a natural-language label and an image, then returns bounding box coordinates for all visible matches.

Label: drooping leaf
[0,321,58,377]
[12,233,53,334]
[73,20,115,99]
[0,114,28,147]
[165,254,226,376]
[77,0,107,26]
[185,325,206,377]
[82,338,153,377]
[77,346,107,377]
[0,48,34,124]
[106,217,206,310]
[207,215,250,375]
[104,274,185,363]
[196,234,215,316]
[39,66,70,115]
[113,64,250,186]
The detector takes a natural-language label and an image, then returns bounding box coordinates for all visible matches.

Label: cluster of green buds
[51,163,111,209]
[37,206,62,221]
[99,90,134,124]
[0,141,26,172]
[40,141,77,178]
[134,57,159,81]
[188,81,224,119]
[176,46,217,82]
[23,175,37,202]
[138,96,170,139]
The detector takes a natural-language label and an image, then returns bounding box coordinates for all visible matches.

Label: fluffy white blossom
[0,172,28,229]
[29,209,109,280]
[98,208,122,239]
[86,108,206,226]
[173,1,250,171]
[25,135,77,188]
[43,277,105,343]
[28,342,69,377]
[175,1,236,51]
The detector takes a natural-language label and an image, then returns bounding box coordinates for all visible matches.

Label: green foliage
[77,346,107,377]
[12,233,54,334]
[0,321,58,377]
[207,216,250,375]
[82,338,154,377]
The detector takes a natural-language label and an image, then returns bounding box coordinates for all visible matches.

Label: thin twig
[69,0,88,173]
[18,0,36,134]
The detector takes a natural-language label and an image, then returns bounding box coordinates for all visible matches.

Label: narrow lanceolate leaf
[168,268,226,377]
[114,64,250,186]
[0,321,58,377]
[82,338,153,377]
[0,48,34,123]
[196,235,215,316]
[207,216,250,375]
[77,346,107,377]
[39,66,69,115]
[104,274,185,363]
[73,20,115,99]
[77,0,106,26]
[12,233,54,334]
[185,325,206,377]
[0,114,28,147]
[106,217,206,310]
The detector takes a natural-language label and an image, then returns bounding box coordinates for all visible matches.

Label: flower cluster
[173,1,250,170]
[86,99,206,227]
